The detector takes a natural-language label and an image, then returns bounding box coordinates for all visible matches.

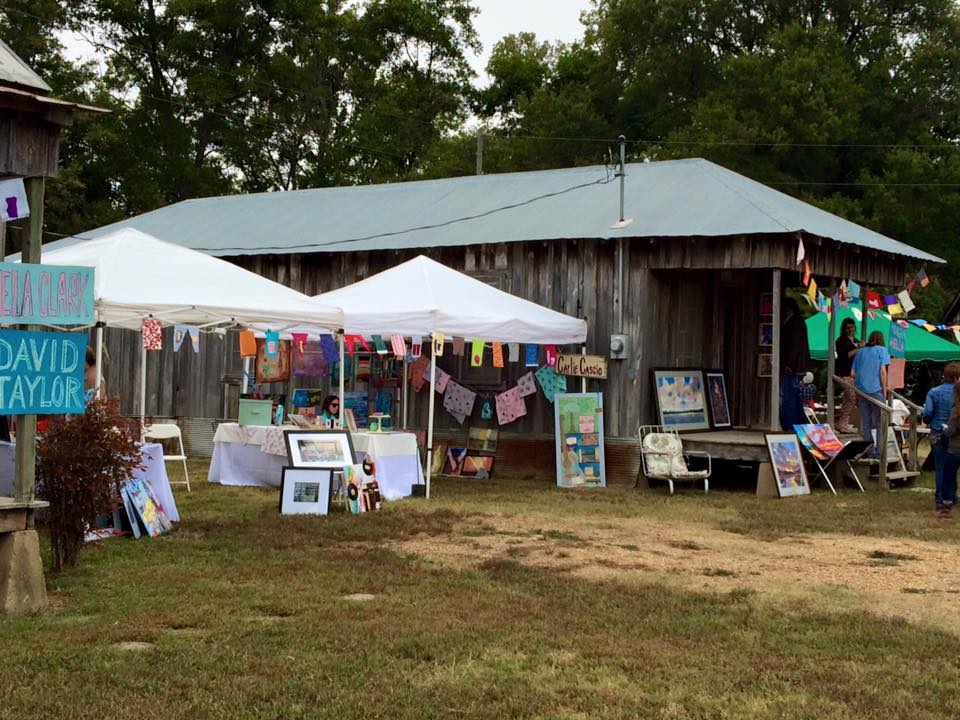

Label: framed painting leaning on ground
[764,433,811,498]
[652,369,710,432]
[279,467,332,515]
[705,371,731,429]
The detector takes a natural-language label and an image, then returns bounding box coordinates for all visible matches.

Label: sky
[57,0,594,86]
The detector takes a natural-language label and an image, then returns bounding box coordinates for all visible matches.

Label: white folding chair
[143,423,191,492]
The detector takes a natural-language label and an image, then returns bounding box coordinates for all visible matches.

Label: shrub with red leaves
[37,397,142,571]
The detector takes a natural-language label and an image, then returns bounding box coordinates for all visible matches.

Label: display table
[0,441,178,523]
[209,423,423,499]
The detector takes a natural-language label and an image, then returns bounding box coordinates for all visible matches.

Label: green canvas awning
[807,308,960,362]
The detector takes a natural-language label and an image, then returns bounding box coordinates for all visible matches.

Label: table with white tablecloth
[208,423,423,500]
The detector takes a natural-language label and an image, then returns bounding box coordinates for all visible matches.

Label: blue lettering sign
[889,321,906,360]
[0,263,95,326]
[0,330,86,415]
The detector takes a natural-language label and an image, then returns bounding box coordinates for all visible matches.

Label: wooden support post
[13,177,44,506]
[878,406,890,490]
[908,407,919,472]
[826,283,837,427]
[770,270,781,431]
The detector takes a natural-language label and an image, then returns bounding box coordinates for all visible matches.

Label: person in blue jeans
[924,362,960,513]
[851,331,889,458]
[935,381,960,518]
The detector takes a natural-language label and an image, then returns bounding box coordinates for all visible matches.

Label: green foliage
[36,397,142,572]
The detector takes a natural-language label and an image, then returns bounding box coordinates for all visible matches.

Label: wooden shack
[44,159,940,480]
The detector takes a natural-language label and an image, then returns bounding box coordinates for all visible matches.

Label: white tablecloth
[135,443,180,523]
[208,423,422,499]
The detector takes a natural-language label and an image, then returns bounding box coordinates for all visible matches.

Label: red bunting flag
[866,291,883,309]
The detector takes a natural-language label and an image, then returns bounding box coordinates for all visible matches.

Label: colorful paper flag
[806,278,818,301]
[796,237,805,264]
[452,336,465,356]
[897,289,915,313]
[390,334,406,358]
[545,345,558,368]
[919,268,930,288]
[492,342,504,368]
[432,332,444,357]
[411,335,422,358]
[495,386,527,425]
[866,291,883,309]
[847,279,860,301]
[802,259,811,287]
[534,365,567,403]
[265,330,280,357]
[924,324,936,332]
[516,371,536,397]
[508,343,520,362]
[954,329,960,344]
[188,326,200,353]
[239,329,257,357]
[291,332,308,354]
[471,340,484,367]
[142,318,163,350]
[371,335,388,355]
[868,310,875,319]
[888,302,904,316]
[907,279,916,293]
[480,397,494,420]
[319,334,339,362]
[524,344,539,367]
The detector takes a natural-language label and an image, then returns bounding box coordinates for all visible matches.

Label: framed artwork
[443,446,467,476]
[652,369,709,432]
[430,442,447,475]
[705,371,731,429]
[554,392,606,488]
[279,467,332,515]
[255,338,291,383]
[764,434,811,497]
[760,293,773,316]
[757,354,773,378]
[467,428,499,454]
[758,323,773,347]
[284,429,355,469]
[461,455,495,479]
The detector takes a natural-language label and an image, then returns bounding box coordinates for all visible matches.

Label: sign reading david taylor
[0,330,87,415]
[0,262,95,326]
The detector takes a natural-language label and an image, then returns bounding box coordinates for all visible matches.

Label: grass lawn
[2,461,959,719]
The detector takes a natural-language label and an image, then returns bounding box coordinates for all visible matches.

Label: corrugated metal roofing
[0,38,51,93]
[39,158,942,262]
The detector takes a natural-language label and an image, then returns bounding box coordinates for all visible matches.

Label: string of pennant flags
[796,238,959,343]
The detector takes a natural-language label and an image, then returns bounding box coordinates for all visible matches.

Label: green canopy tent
[807,307,960,362]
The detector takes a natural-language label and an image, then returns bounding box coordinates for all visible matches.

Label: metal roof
[0,38,52,93]
[38,158,943,262]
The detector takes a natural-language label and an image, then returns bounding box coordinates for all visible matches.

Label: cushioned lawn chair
[638,425,711,495]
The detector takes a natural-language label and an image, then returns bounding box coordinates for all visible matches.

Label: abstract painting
[652,369,709,432]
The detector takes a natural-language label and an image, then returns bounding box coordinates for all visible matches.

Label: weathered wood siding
[103,233,907,440]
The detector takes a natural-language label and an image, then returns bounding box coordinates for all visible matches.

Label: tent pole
[827,283,837,427]
[771,270,782,431]
[426,336,437,499]
[139,339,147,435]
[94,316,104,395]
[242,357,252,393]
[338,332,345,428]
[401,352,409,429]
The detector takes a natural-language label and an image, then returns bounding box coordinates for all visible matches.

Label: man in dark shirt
[780,297,810,430]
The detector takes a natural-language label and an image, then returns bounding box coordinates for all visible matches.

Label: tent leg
[338,332,345,428]
[401,353,409,429]
[139,340,147,436]
[94,319,104,395]
[426,338,437,500]
[242,357,252,393]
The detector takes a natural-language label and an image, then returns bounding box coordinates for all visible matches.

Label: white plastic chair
[638,425,711,495]
[143,423,190,492]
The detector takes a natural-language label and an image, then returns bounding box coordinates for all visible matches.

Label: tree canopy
[3,0,960,306]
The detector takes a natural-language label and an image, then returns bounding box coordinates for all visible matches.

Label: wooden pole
[770,270,781,431]
[826,283,837,427]
[14,177,44,505]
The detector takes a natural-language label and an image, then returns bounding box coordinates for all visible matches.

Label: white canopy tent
[313,255,588,497]
[21,227,343,426]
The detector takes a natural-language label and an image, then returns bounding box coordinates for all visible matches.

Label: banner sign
[889,321,906,359]
[0,263,95,326]
[0,330,86,415]
[556,353,608,380]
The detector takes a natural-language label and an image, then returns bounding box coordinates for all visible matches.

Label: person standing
[835,318,861,432]
[780,297,810,431]
[851,331,889,458]
[923,362,960,514]
[934,381,960,518]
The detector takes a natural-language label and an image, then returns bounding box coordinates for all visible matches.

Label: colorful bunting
[470,340,484,367]
[534,365,567,403]
[897,289,915,314]
[492,342,504,368]
[173,324,196,353]
[452,336,465,356]
[508,343,520,362]
[411,335,423,358]
[524,344,539,367]
[919,268,930,288]
[371,335,388,355]
[432,332,444,357]
[802,259,811,286]
[0,178,29,221]
[806,278,818,301]
[796,237,805,264]
[866,291,883,309]
[516,371,537,397]
[480,397,494,420]
[847,279,861,301]
[390,334,406,358]
[265,330,280,358]
[443,381,476,424]
[291,332,308,354]
[545,345,559,368]
[320,334,339,362]
[142,319,163,350]
[495,386,527,425]
[239,329,257,357]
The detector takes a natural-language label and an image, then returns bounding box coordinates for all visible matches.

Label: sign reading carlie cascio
[0,263,95,326]
[556,354,608,380]
[0,330,86,414]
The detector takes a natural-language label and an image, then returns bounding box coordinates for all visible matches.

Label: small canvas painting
[758,323,773,347]
[461,455,494,479]
[757,354,773,378]
[652,370,709,432]
[705,372,731,428]
[765,434,811,497]
[760,293,773,316]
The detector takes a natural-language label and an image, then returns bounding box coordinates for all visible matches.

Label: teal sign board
[0,262,95,326]
[0,330,86,414]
